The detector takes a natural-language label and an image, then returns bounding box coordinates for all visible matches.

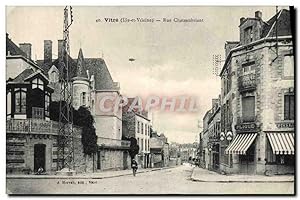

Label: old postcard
[5,6,295,195]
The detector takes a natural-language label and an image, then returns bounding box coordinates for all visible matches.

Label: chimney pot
[19,43,32,59]
[44,40,52,66]
[58,40,65,61]
[255,11,262,19]
[240,17,245,25]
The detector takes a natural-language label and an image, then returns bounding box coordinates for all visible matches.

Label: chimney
[58,39,65,61]
[19,43,32,59]
[44,40,52,66]
[255,11,262,19]
[240,17,245,25]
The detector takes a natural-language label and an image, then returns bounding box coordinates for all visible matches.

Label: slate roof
[8,68,50,85]
[261,9,292,38]
[36,51,118,90]
[76,48,88,79]
[82,58,116,90]
[10,68,35,83]
[6,33,28,58]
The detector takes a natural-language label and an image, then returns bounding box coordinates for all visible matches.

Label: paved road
[7,165,294,195]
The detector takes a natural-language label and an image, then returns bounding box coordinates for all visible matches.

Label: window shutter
[242,96,255,122]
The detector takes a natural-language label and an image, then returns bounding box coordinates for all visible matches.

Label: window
[97,151,101,170]
[284,93,294,120]
[242,61,255,74]
[283,55,294,77]
[141,122,144,134]
[81,92,86,106]
[45,92,50,117]
[32,107,44,119]
[7,91,11,116]
[137,121,140,133]
[50,71,58,82]
[32,78,44,90]
[266,140,294,165]
[240,142,255,163]
[91,100,94,110]
[245,26,253,43]
[15,89,26,114]
[266,139,276,163]
[242,96,255,122]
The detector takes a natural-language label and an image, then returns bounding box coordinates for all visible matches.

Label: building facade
[36,39,131,171]
[219,9,294,175]
[200,110,211,168]
[207,97,221,171]
[122,106,151,168]
[6,35,95,174]
[149,133,169,168]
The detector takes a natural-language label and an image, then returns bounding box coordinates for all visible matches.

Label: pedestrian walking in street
[131,159,138,176]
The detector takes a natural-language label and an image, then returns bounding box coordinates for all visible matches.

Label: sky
[6,6,285,143]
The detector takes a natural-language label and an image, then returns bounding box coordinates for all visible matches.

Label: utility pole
[57,6,74,171]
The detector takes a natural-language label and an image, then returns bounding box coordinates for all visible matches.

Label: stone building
[6,34,94,174]
[219,9,294,175]
[199,109,211,168]
[122,100,151,168]
[35,39,131,171]
[149,133,169,168]
[199,97,221,170]
[207,97,221,171]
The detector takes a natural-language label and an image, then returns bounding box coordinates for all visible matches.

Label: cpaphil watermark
[97,95,199,113]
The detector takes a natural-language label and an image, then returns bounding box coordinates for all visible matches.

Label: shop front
[225,132,258,174]
[265,132,294,175]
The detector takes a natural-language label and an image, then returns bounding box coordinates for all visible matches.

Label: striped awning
[267,132,294,155]
[225,133,257,155]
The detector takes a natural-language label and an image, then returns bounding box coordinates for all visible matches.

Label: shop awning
[266,132,294,155]
[225,133,257,155]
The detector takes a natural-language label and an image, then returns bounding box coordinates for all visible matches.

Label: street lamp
[220,131,233,142]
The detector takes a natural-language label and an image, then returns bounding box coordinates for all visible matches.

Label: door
[123,151,129,169]
[34,144,46,172]
[97,151,101,170]
[240,142,256,174]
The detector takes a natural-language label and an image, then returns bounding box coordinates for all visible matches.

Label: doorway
[240,142,256,174]
[123,151,129,169]
[34,144,46,172]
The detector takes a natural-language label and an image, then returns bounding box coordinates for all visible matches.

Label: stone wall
[97,149,130,171]
[7,125,96,174]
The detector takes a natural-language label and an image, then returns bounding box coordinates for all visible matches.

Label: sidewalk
[6,166,173,179]
[191,167,294,183]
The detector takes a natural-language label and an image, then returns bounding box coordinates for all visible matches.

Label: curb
[190,178,294,183]
[6,166,175,180]
[190,167,294,183]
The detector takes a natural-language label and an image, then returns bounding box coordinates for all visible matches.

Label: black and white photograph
[5,5,295,195]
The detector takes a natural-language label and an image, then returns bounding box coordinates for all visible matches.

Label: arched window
[50,71,58,82]
[15,88,26,114]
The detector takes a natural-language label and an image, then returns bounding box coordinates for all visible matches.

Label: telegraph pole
[57,6,74,171]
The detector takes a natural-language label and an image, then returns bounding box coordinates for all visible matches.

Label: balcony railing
[238,73,256,92]
[6,118,82,136]
[98,137,131,148]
